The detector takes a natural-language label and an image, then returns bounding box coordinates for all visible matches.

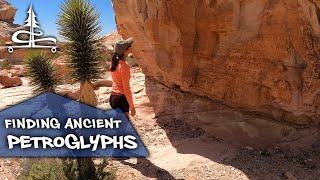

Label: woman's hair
[110,53,125,72]
[110,46,131,72]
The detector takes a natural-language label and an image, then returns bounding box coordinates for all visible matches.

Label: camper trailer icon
[7,5,57,53]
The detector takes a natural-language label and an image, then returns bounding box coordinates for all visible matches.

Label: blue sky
[8,0,116,39]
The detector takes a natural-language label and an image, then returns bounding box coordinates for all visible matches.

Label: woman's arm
[120,64,135,113]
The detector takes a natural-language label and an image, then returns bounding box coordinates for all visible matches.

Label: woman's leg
[109,94,130,160]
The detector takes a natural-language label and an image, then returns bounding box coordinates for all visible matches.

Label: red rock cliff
[0,0,17,40]
[112,0,320,127]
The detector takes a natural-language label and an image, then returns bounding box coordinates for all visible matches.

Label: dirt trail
[0,68,320,180]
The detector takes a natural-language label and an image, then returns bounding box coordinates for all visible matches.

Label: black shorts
[109,94,130,113]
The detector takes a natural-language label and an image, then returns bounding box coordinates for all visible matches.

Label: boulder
[0,69,9,76]
[8,65,26,77]
[112,0,320,126]
[0,75,22,88]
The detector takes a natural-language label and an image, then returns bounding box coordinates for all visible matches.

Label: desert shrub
[18,158,114,180]
[18,159,66,180]
[25,51,60,93]
[26,49,61,60]
[62,158,115,180]
[0,39,6,46]
[0,58,12,70]
[61,158,79,180]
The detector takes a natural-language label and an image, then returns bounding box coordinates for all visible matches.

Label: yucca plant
[58,1,104,179]
[25,51,59,93]
[58,0,101,107]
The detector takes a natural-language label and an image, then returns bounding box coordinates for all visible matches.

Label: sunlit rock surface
[112,0,320,148]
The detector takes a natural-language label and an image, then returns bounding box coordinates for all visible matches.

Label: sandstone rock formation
[0,0,23,63]
[113,0,320,148]
[0,0,17,41]
[113,0,320,124]
[100,31,122,50]
[0,1,55,64]
[0,0,16,23]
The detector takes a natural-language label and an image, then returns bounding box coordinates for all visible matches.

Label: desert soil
[0,67,320,180]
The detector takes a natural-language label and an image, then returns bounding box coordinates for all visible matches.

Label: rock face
[112,0,320,148]
[145,77,319,150]
[113,0,320,148]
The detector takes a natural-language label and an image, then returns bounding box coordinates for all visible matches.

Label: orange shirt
[111,60,135,109]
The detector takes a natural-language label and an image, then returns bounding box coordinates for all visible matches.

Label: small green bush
[18,159,66,180]
[0,58,12,70]
[0,39,5,46]
[18,158,115,180]
[96,158,115,180]
[25,51,60,93]
[62,158,115,180]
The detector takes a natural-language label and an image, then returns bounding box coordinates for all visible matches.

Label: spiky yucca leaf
[58,0,102,82]
[57,1,101,179]
[25,52,59,93]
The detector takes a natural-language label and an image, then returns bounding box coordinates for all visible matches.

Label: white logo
[7,5,57,53]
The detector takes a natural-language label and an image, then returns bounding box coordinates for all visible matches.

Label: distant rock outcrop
[100,31,122,50]
[0,0,17,40]
[0,0,24,64]
[0,0,16,23]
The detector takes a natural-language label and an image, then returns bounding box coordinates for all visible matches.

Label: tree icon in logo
[7,5,58,53]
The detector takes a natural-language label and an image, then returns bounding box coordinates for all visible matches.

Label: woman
[109,38,136,117]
